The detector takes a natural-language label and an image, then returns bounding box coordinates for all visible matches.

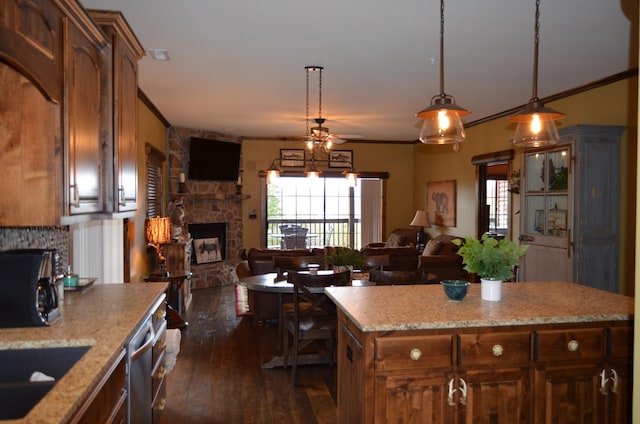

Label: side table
[145,272,192,330]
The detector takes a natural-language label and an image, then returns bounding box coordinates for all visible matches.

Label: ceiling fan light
[266,166,280,185]
[344,171,358,187]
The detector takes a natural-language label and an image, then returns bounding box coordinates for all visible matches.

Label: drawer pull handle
[492,344,504,357]
[409,348,422,361]
[567,339,579,351]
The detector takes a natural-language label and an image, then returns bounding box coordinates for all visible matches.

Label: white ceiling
[80,0,637,142]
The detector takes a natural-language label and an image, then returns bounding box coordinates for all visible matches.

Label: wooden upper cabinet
[0,0,64,103]
[89,10,145,214]
[65,19,105,215]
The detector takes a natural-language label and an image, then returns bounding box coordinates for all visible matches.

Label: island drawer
[458,331,532,366]
[535,328,604,362]
[375,334,453,371]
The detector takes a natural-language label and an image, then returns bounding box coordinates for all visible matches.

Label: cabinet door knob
[567,339,579,351]
[492,344,504,356]
[409,348,422,361]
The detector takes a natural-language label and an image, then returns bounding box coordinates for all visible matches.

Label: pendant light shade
[416,0,469,144]
[510,0,564,147]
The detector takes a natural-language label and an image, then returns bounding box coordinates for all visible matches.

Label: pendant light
[416,0,469,144]
[510,0,563,147]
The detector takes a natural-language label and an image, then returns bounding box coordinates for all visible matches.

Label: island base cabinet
[335,308,632,424]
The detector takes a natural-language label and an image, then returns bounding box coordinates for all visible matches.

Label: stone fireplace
[168,126,245,289]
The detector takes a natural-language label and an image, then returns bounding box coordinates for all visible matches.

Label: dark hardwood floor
[165,284,338,424]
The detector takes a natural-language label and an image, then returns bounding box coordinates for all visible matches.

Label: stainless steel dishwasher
[127,316,154,423]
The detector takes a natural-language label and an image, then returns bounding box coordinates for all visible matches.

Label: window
[486,178,509,234]
[145,143,165,218]
[265,176,383,249]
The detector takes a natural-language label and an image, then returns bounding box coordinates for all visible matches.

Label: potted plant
[452,234,528,301]
[325,247,365,274]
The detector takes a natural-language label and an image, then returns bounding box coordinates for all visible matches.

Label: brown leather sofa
[362,228,423,270]
[418,234,467,282]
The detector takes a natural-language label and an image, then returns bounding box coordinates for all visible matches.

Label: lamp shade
[145,217,171,246]
[410,210,431,228]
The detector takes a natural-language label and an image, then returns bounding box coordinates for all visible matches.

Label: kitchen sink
[0,346,91,420]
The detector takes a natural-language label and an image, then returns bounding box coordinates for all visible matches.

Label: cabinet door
[113,35,138,212]
[374,371,452,424]
[603,360,631,424]
[461,367,533,424]
[66,21,104,215]
[534,363,604,423]
[520,146,572,281]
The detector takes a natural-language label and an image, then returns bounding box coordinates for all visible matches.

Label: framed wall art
[426,180,456,227]
[280,149,305,167]
[193,237,222,264]
[329,150,353,168]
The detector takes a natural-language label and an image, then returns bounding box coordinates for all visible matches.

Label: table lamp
[410,210,431,251]
[145,216,171,278]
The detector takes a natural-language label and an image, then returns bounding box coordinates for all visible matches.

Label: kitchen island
[0,282,167,423]
[325,281,633,423]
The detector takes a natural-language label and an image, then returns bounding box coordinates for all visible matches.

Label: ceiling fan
[303,66,362,151]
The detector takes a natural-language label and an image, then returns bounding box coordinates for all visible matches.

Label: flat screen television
[188,137,241,181]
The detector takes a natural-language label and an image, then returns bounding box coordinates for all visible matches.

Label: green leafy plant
[326,247,365,268]
[452,234,528,281]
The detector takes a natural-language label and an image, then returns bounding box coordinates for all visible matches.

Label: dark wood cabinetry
[0,0,142,226]
[72,348,127,424]
[337,311,632,424]
[89,10,145,214]
[65,18,106,215]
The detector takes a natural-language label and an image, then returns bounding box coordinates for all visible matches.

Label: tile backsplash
[0,227,69,266]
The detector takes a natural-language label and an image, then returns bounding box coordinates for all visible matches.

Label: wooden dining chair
[282,270,351,384]
[273,255,322,348]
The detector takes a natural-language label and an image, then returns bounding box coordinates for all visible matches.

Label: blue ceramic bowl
[441,280,470,301]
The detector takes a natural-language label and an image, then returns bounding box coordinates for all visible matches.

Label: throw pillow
[385,233,401,247]
[422,239,442,256]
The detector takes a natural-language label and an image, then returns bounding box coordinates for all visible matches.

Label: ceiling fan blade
[331,134,364,139]
[331,138,348,145]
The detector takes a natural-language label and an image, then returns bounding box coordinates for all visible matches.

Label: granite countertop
[0,282,168,424]
[325,281,634,332]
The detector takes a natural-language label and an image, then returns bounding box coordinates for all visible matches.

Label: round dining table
[236,270,373,368]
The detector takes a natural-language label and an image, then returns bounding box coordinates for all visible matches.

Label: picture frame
[193,237,222,264]
[329,150,353,168]
[426,180,456,227]
[280,149,305,167]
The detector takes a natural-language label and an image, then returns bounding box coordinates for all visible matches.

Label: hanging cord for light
[509,0,564,147]
[416,0,469,145]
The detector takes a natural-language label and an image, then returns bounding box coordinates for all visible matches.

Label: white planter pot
[481,278,503,301]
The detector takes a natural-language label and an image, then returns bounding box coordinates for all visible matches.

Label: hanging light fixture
[510,0,563,147]
[416,0,469,145]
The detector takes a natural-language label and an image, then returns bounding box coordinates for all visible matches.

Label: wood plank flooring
[165,284,338,424]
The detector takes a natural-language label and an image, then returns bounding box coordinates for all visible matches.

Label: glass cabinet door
[523,147,570,237]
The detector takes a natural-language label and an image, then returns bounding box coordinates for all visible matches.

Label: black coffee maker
[0,249,62,327]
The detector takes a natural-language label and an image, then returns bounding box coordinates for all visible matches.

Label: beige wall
[413,76,637,294]
[240,140,415,249]
[129,98,168,283]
